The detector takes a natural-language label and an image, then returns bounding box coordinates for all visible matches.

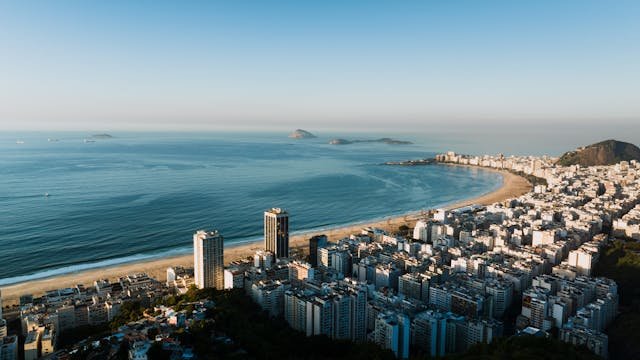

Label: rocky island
[91,133,114,139]
[288,129,317,139]
[328,138,351,145]
[328,137,412,145]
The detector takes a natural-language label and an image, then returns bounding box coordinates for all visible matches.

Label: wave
[0,247,188,286]
[0,194,50,201]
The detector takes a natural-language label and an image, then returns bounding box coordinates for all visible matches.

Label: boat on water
[48,138,59,142]
[83,139,96,143]
[16,140,25,144]
[44,193,50,197]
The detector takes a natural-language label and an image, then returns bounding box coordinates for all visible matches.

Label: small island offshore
[286,130,412,146]
[288,129,317,139]
[91,133,114,139]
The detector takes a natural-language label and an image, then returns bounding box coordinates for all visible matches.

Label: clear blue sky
[0,0,639,131]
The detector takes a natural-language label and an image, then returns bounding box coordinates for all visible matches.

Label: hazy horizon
[1,1,639,132]
[4,123,640,157]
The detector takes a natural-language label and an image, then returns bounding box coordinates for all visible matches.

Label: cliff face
[557,140,640,166]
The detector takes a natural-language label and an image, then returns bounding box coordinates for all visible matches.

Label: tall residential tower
[193,230,224,289]
[264,208,289,258]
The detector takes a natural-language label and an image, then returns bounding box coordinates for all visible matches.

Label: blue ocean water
[0,132,502,285]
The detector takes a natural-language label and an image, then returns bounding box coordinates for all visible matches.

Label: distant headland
[557,139,640,166]
[329,137,412,145]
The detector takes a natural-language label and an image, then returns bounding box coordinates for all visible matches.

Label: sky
[0,0,639,133]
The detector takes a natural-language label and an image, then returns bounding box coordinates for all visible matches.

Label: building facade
[264,208,289,258]
[193,230,224,289]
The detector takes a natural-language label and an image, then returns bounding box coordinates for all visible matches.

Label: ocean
[0,132,502,285]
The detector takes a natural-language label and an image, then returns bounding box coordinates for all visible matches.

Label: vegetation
[159,287,396,359]
[147,342,172,360]
[557,139,640,166]
[57,324,111,348]
[110,300,147,330]
[398,224,411,237]
[596,240,640,306]
[153,287,606,360]
[442,335,602,360]
[594,239,640,359]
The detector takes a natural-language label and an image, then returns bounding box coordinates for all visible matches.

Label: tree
[147,342,171,360]
[110,301,145,329]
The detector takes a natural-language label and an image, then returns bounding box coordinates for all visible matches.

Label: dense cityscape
[1,150,638,359]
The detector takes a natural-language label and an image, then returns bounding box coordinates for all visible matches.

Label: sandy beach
[0,165,531,306]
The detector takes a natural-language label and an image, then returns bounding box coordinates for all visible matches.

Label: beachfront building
[264,208,289,259]
[309,234,328,267]
[412,220,431,241]
[193,230,225,289]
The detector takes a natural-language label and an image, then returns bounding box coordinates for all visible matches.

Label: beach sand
[0,166,531,305]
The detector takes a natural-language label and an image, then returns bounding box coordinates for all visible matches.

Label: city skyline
[1,1,639,131]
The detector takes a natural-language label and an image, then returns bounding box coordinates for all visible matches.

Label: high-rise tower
[264,208,289,258]
[193,230,224,289]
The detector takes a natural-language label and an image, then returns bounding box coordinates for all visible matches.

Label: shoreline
[0,165,531,306]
